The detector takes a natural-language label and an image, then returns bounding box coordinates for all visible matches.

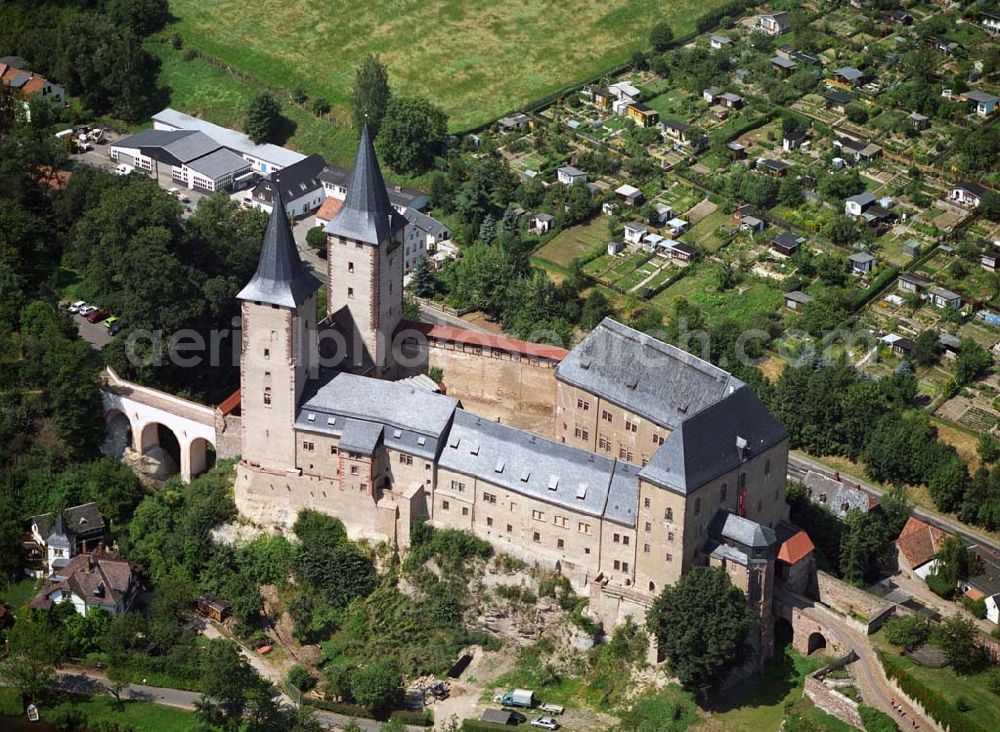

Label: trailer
[540,702,564,715]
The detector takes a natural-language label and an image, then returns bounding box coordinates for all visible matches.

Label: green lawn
[46,695,204,731]
[535,218,609,268]
[165,0,730,140]
[873,631,1000,732]
[1,578,40,615]
[653,265,783,328]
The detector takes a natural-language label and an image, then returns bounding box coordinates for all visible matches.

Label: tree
[350,659,403,712]
[410,257,436,298]
[350,54,392,136]
[107,0,170,37]
[103,666,130,710]
[288,665,317,692]
[1,614,61,701]
[306,226,327,258]
[198,639,273,727]
[646,566,750,695]
[295,541,377,608]
[376,96,448,174]
[935,535,974,586]
[245,93,282,144]
[979,191,1000,222]
[650,22,675,53]
[911,329,940,367]
[937,615,986,675]
[955,338,992,386]
[978,433,1000,464]
[882,614,930,651]
[839,508,888,585]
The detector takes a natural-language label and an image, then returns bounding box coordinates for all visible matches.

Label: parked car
[530,718,560,730]
[108,321,124,336]
[103,316,119,330]
[115,164,134,175]
[78,305,97,317]
[86,309,110,324]
[68,301,87,314]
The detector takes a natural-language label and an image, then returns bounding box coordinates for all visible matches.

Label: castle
[234,128,791,641]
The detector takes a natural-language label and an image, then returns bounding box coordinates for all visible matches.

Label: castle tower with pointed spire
[238,191,322,473]
[323,125,407,377]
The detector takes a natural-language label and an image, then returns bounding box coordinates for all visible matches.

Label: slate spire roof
[324,124,406,245]
[238,190,321,308]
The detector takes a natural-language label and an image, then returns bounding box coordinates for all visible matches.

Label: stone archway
[102,409,133,459]
[138,422,182,479]
[807,631,828,655]
[188,437,217,481]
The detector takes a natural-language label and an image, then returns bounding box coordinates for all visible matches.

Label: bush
[883,615,931,651]
[288,664,317,692]
[987,668,1000,696]
[956,695,973,712]
[959,596,987,619]
[859,705,898,732]
[877,651,986,732]
[926,571,956,599]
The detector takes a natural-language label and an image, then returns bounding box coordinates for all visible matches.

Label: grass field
[164,0,730,154]
[535,217,609,268]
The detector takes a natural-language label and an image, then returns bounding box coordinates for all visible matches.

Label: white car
[167,187,179,197]
[115,164,135,176]
[531,719,560,730]
[68,301,87,314]
[79,305,97,317]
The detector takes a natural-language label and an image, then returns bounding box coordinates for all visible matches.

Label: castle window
[533,531,540,543]
[451,480,466,492]
[649,581,655,592]
[666,553,673,562]
[398,454,413,466]
[739,473,747,489]
[442,500,450,510]
[532,509,545,521]
[507,524,513,533]
[645,522,651,532]
[578,522,591,535]
[553,515,568,528]
[622,535,630,546]
[330,446,338,455]
[574,426,589,441]
[625,420,638,433]
[613,533,621,543]
[584,547,591,555]
[598,435,611,451]
[348,262,354,273]
[486,517,493,527]
[618,447,633,462]
[643,497,650,509]
[263,387,271,406]
[360,483,367,491]
[264,348,270,358]
[483,492,497,504]
[757,500,762,513]
[348,287,354,298]
[350,466,359,476]
[576,398,590,411]
[462,507,469,516]
[601,409,613,423]
[613,560,620,570]
[643,544,650,554]
[668,531,674,542]
[653,434,665,445]
[557,538,564,549]
[765,459,771,476]
[622,562,629,572]
[665,507,673,521]
[302,441,314,451]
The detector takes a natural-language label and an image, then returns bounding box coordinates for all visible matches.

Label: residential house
[710,35,732,50]
[784,291,813,311]
[557,166,587,187]
[783,130,807,152]
[803,470,877,519]
[892,337,915,357]
[29,504,106,577]
[0,62,65,120]
[498,113,530,131]
[929,286,963,310]
[757,12,791,36]
[662,119,689,142]
[528,213,555,235]
[665,241,698,262]
[909,112,930,130]
[962,90,1000,116]
[771,232,804,258]
[314,196,344,229]
[939,333,961,359]
[643,233,667,253]
[845,191,877,217]
[403,208,451,274]
[756,158,791,177]
[823,91,855,113]
[623,221,648,245]
[615,184,644,207]
[927,37,959,56]
[987,593,1000,625]
[950,180,988,208]
[835,136,882,164]
[882,10,914,25]
[897,272,932,294]
[830,67,865,88]
[733,204,757,226]
[29,550,138,617]
[849,252,877,275]
[896,516,951,579]
[626,103,659,127]
[981,248,1000,272]
[248,153,326,217]
[612,97,635,116]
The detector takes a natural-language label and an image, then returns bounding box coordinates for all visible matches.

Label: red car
[86,309,110,324]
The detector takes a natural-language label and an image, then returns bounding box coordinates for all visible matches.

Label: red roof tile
[777,530,815,565]
[403,320,568,362]
[896,516,951,569]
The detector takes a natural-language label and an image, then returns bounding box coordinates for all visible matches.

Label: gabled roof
[639,386,788,494]
[774,232,802,248]
[238,191,322,308]
[32,503,106,543]
[834,67,864,81]
[254,153,326,203]
[778,530,815,564]
[846,191,877,207]
[896,516,951,569]
[954,180,988,197]
[712,509,777,549]
[324,125,406,245]
[30,551,134,611]
[556,319,744,430]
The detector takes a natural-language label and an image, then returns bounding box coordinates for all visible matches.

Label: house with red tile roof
[0,63,65,120]
[895,516,951,579]
[30,550,137,617]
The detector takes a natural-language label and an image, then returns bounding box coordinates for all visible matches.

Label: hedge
[858,705,897,732]
[303,699,433,727]
[462,720,523,732]
[876,650,989,732]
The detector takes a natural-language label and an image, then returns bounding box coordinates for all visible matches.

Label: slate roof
[824,91,854,105]
[899,272,932,287]
[32,503,106,543]
[834,67,864,81]
[439,410,636,526]
[339,419,386,456]
[325,125,407,245]
[847,191,877,208]
[253,153,326,204]
[30,551,134,612]
[712,509,777,549]
[774,232,802,249]
[965,90,1000,104]
[556,319,744,430]
[639,386,788,494]
[237,191,322,308]
[405,207,450,238]
[296,372,460,460]
[930,286,962,301]
[785,291,813,304]
[849,252,877,264]
[954,180,988,197]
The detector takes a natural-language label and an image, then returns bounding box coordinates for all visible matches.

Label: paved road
[788,452,1000,568]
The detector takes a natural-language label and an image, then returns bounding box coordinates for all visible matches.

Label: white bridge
[101,368,220,482]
